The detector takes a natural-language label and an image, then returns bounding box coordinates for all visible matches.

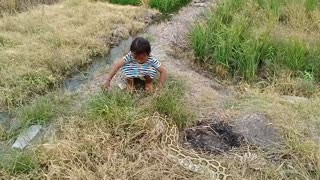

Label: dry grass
[0,80,202,179]
[2,79,320,179]
[0,0,156,108]
[223,89,320,179]
[28,116,201,179]
[0,0,59,14]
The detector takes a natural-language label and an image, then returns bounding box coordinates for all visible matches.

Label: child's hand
[101,79,111,92]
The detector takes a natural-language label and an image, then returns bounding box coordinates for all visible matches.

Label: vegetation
[190,0,320,96]
[0,93,70,141]
[0,0,59,14]
[0,78,197,178]
[88,91,138,125]
[1,0,319,179]
[2,79,319,179]
[15,93,70,126]
[152,79,194,128]
[223,93,320,179]
[0,0,153,108]
[0,150,38,175]
[106,0,191,13]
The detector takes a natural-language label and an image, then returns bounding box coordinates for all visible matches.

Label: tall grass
[152,79,194,128]
[149,0,190,13]
[190,0,320,91]
[106,0,191,13]
[107,0,140,5]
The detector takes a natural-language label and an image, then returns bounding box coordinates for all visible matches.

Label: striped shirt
[121,52,161,79]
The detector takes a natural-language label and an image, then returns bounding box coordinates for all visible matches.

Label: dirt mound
[182,120,243,154]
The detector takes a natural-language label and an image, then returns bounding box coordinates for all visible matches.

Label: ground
[0,0,320,179]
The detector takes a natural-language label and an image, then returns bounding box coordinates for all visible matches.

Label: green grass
[0,150,38,175]
[86,77,193,128]
[87,91,138,125]
[190,0,320,92]
[15,93,70,126]
[152,79,194,128]
[106,0,191,13]
[108,0,140,5]
[149,0,190,13]
[0,93,71,141]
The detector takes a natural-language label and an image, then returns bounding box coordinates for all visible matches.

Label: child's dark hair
[130,37,151,55]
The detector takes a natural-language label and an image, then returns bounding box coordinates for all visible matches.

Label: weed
[0,150,38,174]
[105,0,191,13]
[152,79,194,128]
[87,90,138,125]
[305,0,319,12]
[0,126,8,141]
[149,0,190,13]
[15,93,70,126]
[107,0,140,5]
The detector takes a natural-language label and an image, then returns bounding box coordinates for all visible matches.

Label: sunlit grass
[105,0,191,13]
[190,0,320,96]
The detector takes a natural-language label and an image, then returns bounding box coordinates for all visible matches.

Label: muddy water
[63,37,134,91]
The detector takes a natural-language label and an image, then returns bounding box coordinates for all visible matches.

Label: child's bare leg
[144,76,153,92]
[127,78,135,92]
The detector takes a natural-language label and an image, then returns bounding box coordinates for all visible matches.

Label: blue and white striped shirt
[121,52,161,79]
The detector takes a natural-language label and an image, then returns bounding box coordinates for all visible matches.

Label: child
[102,37,167,92]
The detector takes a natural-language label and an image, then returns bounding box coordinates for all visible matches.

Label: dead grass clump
[0,0,59,15]
[30,115,200,179]
[0,0,156,107]
[266,70,319,97]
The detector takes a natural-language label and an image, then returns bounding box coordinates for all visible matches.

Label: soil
[182,120,244,154]
[233,113,283,149]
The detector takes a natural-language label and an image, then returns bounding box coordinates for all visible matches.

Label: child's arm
[157,65,167,88]
[102,58,126,90]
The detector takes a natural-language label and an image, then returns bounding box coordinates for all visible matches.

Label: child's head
[130,37,151,63]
